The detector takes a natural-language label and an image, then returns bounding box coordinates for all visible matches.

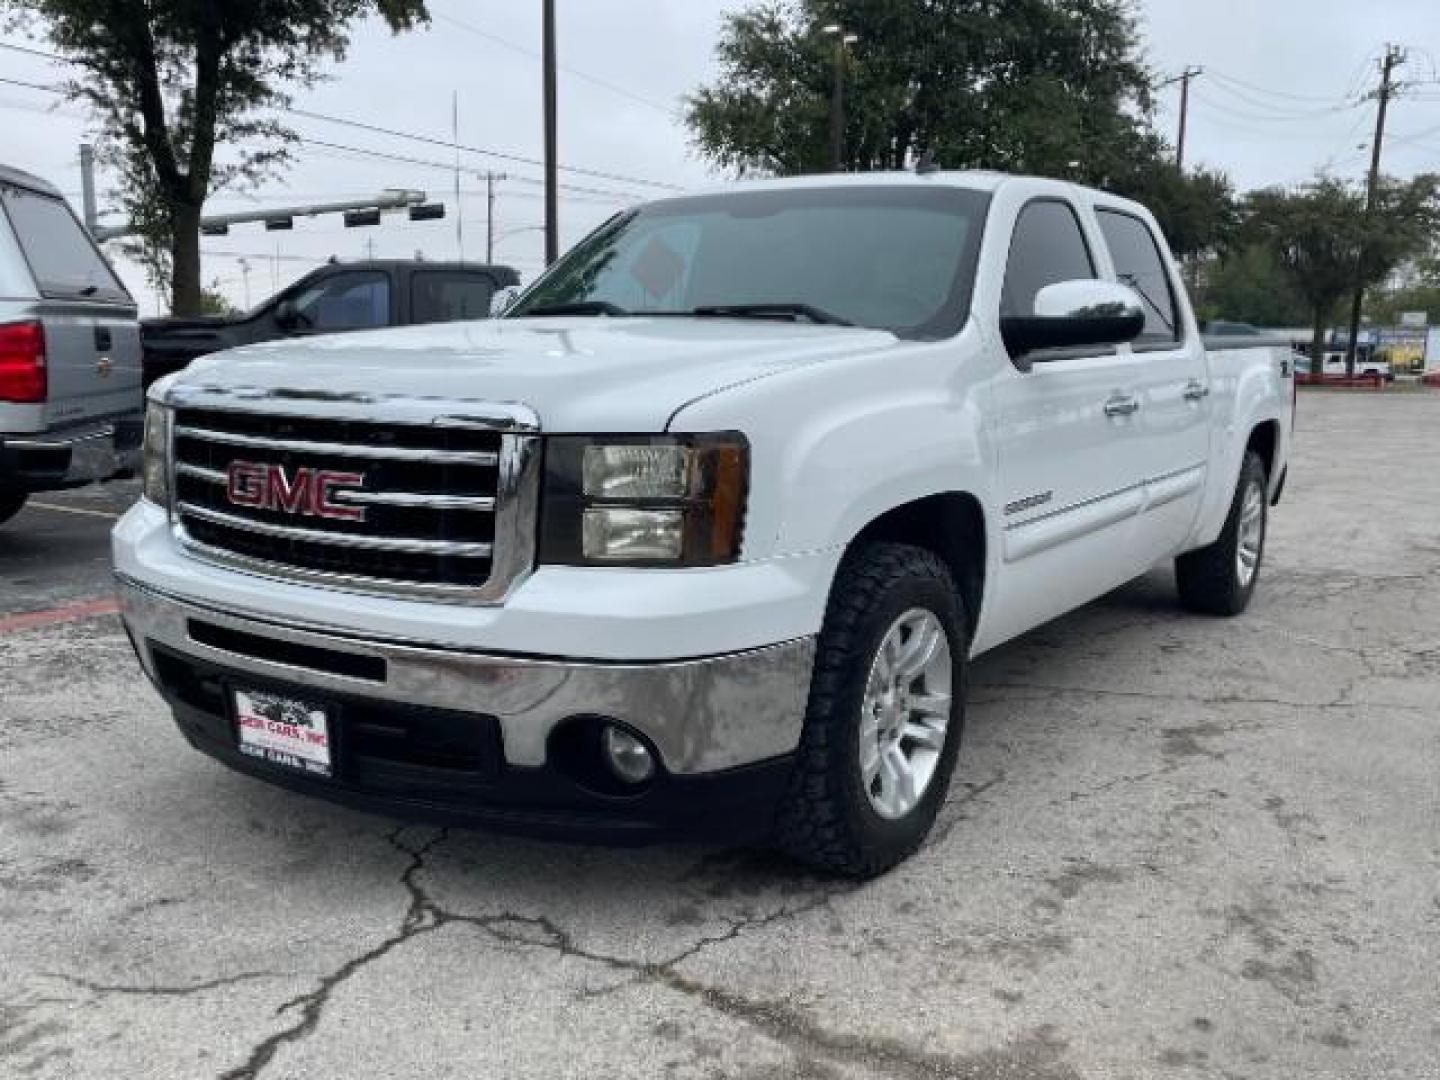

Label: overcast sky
[4,0,1440,315]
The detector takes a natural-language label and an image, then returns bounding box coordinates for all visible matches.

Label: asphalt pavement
[1,391,1437,1079]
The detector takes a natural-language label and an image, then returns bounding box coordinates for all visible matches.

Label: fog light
[602,725,655,784]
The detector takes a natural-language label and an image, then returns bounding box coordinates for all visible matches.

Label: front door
[981,198,1148,650]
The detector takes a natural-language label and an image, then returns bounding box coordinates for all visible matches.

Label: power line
[0,38,683,193]
[289,107,680,193]
[1205,67,1360,106]
[296,136,643,202]
[433,8,675,117]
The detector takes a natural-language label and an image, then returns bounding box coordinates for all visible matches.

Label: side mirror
[490,286,522,318]
[1000,279,1145,369]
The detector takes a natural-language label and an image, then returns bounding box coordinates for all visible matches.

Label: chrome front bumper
[116,575,815,775]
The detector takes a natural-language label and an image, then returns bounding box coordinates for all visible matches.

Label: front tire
[773,543,967,878]
[0,490,27,526]
[1175,450,1268,616]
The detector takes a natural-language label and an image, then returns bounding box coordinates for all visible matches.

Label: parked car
[140,258,520,387]
[1293,350,1393,380]
[115,171,1293,876]
[1,164,142,527]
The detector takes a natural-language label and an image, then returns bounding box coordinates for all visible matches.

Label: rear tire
[1175,450,1268,616]
[0,490,27,526]
[773,542,967,878]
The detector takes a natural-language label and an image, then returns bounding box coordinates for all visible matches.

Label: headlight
[141,400,169,506]
[541,434,748,566]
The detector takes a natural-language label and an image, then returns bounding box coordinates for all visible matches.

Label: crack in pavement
[45,971,279,999]
[219,821,1076,1080]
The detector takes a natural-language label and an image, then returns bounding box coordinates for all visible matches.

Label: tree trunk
[169,200,204,317]
[1311,306,1328,379]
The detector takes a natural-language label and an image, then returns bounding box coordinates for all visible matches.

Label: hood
[170,316,900,431]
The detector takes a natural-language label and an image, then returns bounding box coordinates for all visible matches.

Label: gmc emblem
[226,461,367,522]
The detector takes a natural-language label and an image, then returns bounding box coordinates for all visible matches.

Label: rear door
[0,179,140,428]
[410,268,498,325]
[1094,207,1210,563]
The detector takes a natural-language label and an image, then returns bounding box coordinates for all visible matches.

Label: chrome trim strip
[175,462,497,511]
[173,425,499,466]
[1002,463,1209,562]
[334,491,497,511]
[117,574,815,774]
[160,384,541,433]
[1144,465,1206,511]
[1003,485,1144,562]
[176,502,495,557]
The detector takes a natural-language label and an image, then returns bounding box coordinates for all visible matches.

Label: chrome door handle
[1103,394,1140,417]
[1183,380,1211,401]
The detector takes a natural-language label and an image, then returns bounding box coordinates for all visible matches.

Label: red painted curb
[0,598,121,636]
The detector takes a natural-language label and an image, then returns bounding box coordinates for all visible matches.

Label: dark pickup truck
[141,258,519,387]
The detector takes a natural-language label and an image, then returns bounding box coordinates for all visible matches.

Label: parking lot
[1,390,1436,1079]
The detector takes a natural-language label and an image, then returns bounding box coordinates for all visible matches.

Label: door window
[1097,209,1180,344]
[412,271,495,323]
[291,272,390,331]
[1001,200,1095,319]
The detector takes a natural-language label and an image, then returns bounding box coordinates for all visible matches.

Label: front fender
[670,329,996,572]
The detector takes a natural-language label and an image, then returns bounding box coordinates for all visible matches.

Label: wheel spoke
[892,621,941,686]
[906,691,951,719]
[901,718,946,752]
[860,740,881,784]
[881,745,917,810]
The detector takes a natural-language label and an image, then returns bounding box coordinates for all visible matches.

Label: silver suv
[0,163,142,525]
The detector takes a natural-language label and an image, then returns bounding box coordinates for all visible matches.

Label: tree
[2,0,429,315]
[1244,174,1439,371]
[1195,244,1310,328]
[686,0,1234,258]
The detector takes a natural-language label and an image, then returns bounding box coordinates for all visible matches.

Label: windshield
[510,185,989,340]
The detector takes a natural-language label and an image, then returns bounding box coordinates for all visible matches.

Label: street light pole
[822,25,858,172]
[543,0,559,266]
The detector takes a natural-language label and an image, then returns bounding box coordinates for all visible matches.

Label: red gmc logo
[226,461,367,522]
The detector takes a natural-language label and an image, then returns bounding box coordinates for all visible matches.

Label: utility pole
[1175,67,1202,171]
[822,24,858,172]
[542,0,559,266]
[78,143,99,236]
[1345,44,1406,373]
[452,90,465,261]
[486,172,507,264]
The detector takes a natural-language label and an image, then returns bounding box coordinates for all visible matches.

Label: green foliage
[1195,244,1310,328]
[198,279,241,317]
[1240,173,1440,357]
[2,0,429,314]
[685,0,1234,257]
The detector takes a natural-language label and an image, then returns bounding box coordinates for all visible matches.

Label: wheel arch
[836,492,987,639]
[1246,418,1280,480]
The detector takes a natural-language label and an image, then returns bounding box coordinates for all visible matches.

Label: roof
[0,162,63,198]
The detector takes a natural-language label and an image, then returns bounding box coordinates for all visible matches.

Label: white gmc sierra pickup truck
[114,172,1293,877]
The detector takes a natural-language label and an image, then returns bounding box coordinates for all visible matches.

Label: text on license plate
[234,689,333,778]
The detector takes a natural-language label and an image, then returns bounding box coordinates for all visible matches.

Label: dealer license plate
[234,689,334,778]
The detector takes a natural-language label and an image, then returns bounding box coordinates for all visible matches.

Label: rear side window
[1097,209,1180,344]
[0,183,129,303]
[1001,200,1095,318]
[412,271,496,324]
[292,272,390,331]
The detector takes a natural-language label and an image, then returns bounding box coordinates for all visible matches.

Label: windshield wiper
[690,303,855,327]
[524,300,631,317]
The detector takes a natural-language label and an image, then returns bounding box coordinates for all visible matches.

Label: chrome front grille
[165,394,540,602]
